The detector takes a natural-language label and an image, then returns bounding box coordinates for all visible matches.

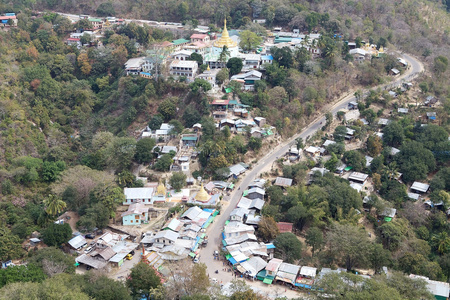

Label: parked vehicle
[126,254,133,260]
[85,234,95,239]
[214,250,219,257]
[84,246,93,254]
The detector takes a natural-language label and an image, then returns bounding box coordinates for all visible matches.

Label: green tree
[219,46,230,63]
[28,247,76,277]
[216,68,229,84]
[0,227,24,261]
[149,115,164,130]
[0,264,46,289]
[230,289,260,300]
[366,135,383,157]
[127,262,161,298]
[383,121,404,147]
[295,137,304,150]
[396,141,436,183]
[82,274,132,300]
[274,232,303,263]
[343,150,366,172]
[107,137,136,171]
[247,137,262,151]
[96,2,116,16]
[43,194,67,216]
[154,154,173,172]
[431,232,450,255]
[226,57,243,76]
[42,223,72,247]
[333,126,348,142]
[326,223,371,271]
[135,138,156,164]
[190,79,212,94]
[169,172,187,192]
[286,204,310,231]
[434,55,448,74]
[78,203,110,231]
[239,30,263,51]
[157,98,177,121]
[41,161,66,182]
[188,52,203,65]
[305,227,323,255]
[324,153,339,172]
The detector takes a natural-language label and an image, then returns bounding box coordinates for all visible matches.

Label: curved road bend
[199,54,424,282]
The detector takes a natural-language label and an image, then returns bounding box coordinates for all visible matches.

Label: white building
[169,60,198,80]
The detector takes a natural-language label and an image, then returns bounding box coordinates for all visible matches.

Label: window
[135,215,139,219]
[130,220,133,223]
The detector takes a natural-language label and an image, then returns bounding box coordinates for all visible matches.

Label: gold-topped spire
[213,19,238,48]
[206,64,210,71]
[195,182,210,202]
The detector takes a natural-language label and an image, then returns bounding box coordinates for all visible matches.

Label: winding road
[198,53,424,296]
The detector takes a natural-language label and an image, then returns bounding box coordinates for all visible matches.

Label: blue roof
[261,55,273,60]
[141,72,152,76]
[228,257,238,265]
[266,243,276,249]
[203,208,215,213]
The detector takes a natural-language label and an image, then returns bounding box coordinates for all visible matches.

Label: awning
[226,254,232,260]
[200,233,206,239]
[222,240,227,246]
[263,278,273,284]
[243,190,249,197]
[189,252,196,258]
[384,217,392,222]
[225,220,230,226]
[228,257,238,265]
[212,210,219,217]
[236,265,246,273]
[228,183,235,189]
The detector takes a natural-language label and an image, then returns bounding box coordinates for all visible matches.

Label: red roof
[0,16,16,20]
[67,38,80,41]
[211,99,229,105]
[277,222,293,233]
[190,33,208,40]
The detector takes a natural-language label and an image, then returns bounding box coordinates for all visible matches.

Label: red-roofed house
[66,38,81,48]
[0,15,17,27]
[190,34,210,43]
[210,99,229,110]
[277,222,293,233]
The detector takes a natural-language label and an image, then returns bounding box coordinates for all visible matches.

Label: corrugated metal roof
[274,177,293,187]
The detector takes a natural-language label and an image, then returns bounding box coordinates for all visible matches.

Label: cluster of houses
[220,178,325,288]
[70,231,138,269]
[140,205,219,265]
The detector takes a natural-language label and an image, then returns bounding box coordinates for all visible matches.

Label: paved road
[199,53,424,296]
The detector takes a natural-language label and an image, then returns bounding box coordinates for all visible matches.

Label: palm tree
[385,162,399,180]
[432,232,450,255]
[218,46,230,63]
[44,194,67,216]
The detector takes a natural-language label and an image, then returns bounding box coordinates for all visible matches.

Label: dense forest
[0,0,449,298]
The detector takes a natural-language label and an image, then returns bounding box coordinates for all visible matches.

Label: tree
[80,33,91,45]
[419,82,429,93]
[396,141,436,183]
[230,289,261,300]
[239,30,263,51]
[216,68,229,84]
[82,274,132,300]
[271,46,293,68]
[295,137,304,150]
[43,194,66,216]
[343,150,366,172]
[247,137,262,151]
[96,2,115,16]
[28,247,76,277]
[42,223,72,247]
[286,204,310,231]
[76,19,93,31]
[0,264,46,289]
[366,135,383,157]
[127,262,161,298]
[326,223,371,271]
[42,161,66,182]
[434,55,448,74]
[79,203,110,231]
[383,121,404,147]
[107,137,136,171]
[369,243,391,274]
[305,227,323,255]
[154,154,173,172]
[170,172,187,192]
[257,216,279,242]
[334,126,348,142]
[190,79,212,94]
[431,232,450,255]
[0,227,24,261]
[274,232,303,263]
[218,46,230,63]
[324,153,339,172]
[149,115,164,130]
[188,53,203,65]
[77,53,91,76]
[135,138,156,164]
[226,57,243,76]
[157,98,177,121]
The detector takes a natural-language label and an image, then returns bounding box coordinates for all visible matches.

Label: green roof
[228,99,238,105]
[243,190,249,197]
[274,37,292,43]
[89,18,102,22]
[172,39,190,45]
[263,278,273,284]
[344,166,353,171]
[182,136,198,141]
[384,217,392,222]
[225,88,232,93]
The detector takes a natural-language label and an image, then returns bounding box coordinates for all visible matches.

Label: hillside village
[0,4,449,300]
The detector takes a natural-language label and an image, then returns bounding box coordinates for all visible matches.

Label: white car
[211,278,218,283]
[193,257,199,263]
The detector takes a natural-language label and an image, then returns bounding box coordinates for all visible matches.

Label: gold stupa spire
[195,182,210,202]
[213,19,238,48]
[206,64,210,71]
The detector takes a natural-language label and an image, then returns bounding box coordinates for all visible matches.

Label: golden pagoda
[156,179,166,196]
[195,182,210,202]
[213,19,238,48]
